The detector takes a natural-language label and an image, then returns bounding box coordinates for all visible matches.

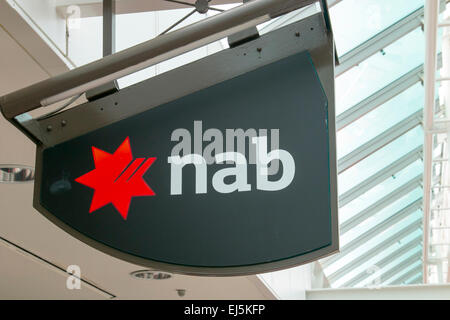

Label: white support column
[441,3,450,284]
[423,0,440,284]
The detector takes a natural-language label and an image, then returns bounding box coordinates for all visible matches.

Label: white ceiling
[0,2,274,300]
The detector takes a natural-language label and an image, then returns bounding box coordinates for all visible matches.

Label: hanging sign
[34,14,338,275]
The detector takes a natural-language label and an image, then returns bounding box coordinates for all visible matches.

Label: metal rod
[159,8,197,36]
[209,7,225,12]
[164,0,196,8]
[85,0,118,101]
[103,0,116,56]
[0,0,315,119]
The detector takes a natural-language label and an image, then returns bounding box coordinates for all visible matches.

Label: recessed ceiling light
[0,165,35,183]
[130,270,172,280]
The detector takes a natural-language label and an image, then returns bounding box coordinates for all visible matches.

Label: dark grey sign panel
[32,14,338,276]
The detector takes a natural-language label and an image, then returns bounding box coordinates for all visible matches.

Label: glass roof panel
[356,246,422,287]
[324,210,422,276]
[340,187,422,247]
[329,0,424,56]
[339,160,423,223]
[332,230,422,287]
[335,27,425,115]
[338,126,423,195]
[319,0,430,290]
[383,260,423,285]
[337,83,424,159]
[405,274,423,285]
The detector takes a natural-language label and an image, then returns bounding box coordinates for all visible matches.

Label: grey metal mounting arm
[0,0,316,120]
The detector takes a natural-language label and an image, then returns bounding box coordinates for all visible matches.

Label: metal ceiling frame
[264,0,442,288]
[340,175,423,235]
[404,272,423,285]
[355,249,422,287]
[392,265,423,285]
[379,251,422,284]
[322,219,422,282]
[340,235,422,287]
[339,146,423,208]
[323,200,423,268]
[256,0,436,288]
[322,0,444,283]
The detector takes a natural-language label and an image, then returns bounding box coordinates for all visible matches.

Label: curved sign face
[35,48,338,275]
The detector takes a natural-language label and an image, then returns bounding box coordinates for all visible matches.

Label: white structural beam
[338,110,422,174]
[339,146,422,208]
[306,284,450,300]
[442,3,450,285]
[423,0,440,284]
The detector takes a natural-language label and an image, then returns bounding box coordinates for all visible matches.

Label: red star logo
[75,137,156,220]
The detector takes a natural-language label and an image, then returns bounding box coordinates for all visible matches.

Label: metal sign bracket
[86,0,118,102]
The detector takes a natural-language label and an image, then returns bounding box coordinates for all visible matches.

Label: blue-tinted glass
[332,230,422,287]
[338,126,423,195]
[356,246,422,287]
[339,160,423,223]
[340,188,422,247]
[404,272,423,285]
[330,0,424,56]
[384,260,422,285]
[337,83,424,158]
[324,211,422,277]
[335,28,425,115]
